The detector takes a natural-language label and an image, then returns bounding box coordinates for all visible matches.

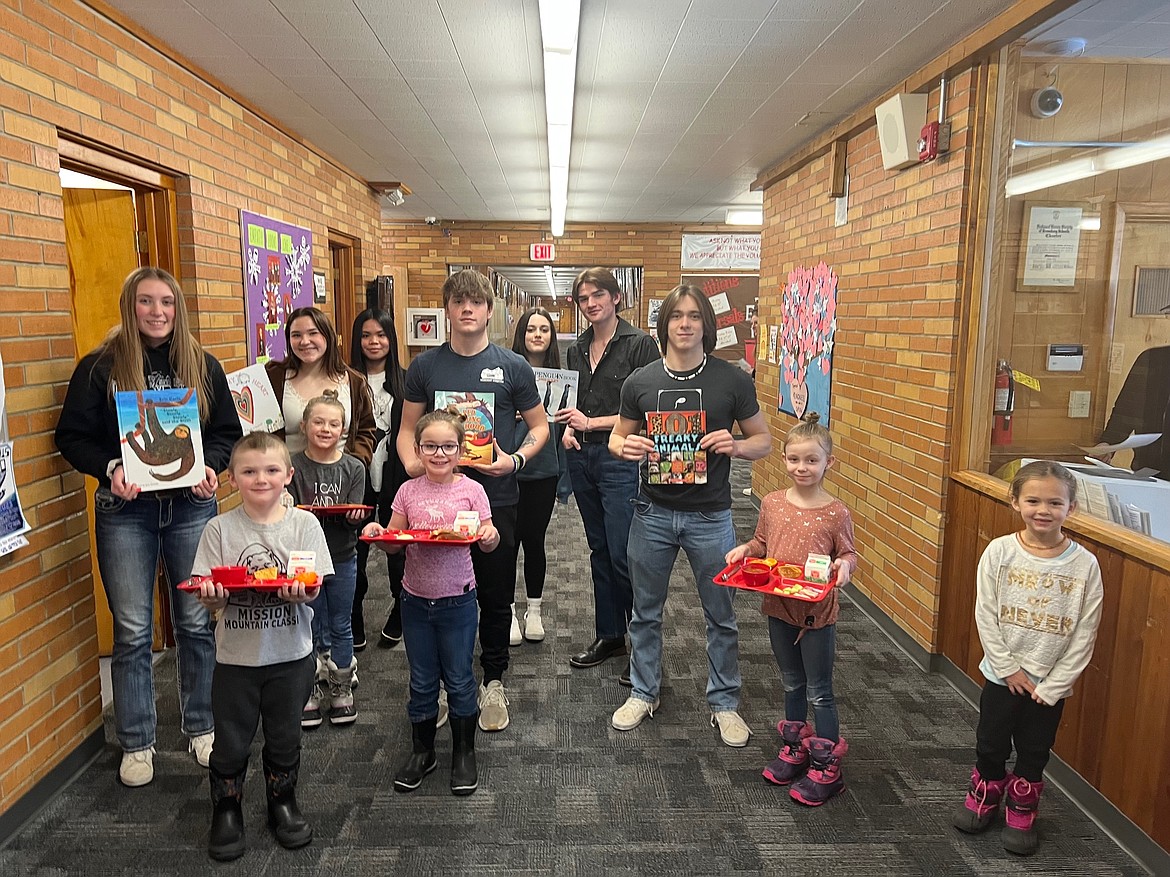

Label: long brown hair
[98,267,212,421]
[282,307,348,379]
[512,307,561,368]
[656,284,717,355]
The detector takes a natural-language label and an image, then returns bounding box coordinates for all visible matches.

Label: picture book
[115,388,206,491]
[533,368,579,421]
[226,362,284,434]
[433,391,495,465]
[645,409,707,485]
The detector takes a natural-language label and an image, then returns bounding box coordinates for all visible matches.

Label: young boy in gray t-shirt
[191,433,333,862]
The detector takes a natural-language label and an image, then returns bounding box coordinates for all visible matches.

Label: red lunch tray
[712,561,833,602]
[361,528,481,545]
[178,575,321,593]
[297,504,374,515]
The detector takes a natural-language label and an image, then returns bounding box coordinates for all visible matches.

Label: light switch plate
[1068,390,1091,418]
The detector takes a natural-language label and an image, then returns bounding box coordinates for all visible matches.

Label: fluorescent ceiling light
[1006,132,1170,197]
[545,265,557,298]
[539,0,580,238]
[726,208,763,225]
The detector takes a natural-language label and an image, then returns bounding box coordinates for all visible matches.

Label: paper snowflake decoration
[247,248,260,287]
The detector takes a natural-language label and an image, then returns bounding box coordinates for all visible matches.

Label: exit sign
[530,242,555,262]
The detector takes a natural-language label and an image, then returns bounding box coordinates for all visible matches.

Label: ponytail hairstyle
[783,411,833,456]
[414,405,467,447]
[1009,460,1078,505]
[99,267,212,422]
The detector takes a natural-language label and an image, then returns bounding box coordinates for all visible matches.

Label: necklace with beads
[1017,532,1068,552]
[662,355,707,382]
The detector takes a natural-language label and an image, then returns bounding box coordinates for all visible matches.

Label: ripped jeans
[767,617,839,742]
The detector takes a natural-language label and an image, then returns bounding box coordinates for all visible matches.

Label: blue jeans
[768,618,839,742]
[568,443,639,639]
[400,589,479,723]
[93,487,217,752]
[626,498,741,711]
[309,555,357,668]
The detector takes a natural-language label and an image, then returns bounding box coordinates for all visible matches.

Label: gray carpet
[0,462,1147,875]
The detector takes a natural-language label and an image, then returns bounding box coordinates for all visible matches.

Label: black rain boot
[264,760,312,849]
[450,713,478,796]
[394,716,438,792]
[208,767,247,862]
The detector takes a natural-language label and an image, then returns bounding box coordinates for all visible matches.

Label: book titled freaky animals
[645,410,707,485]
[434,391,495,465]
[115,388,206,491]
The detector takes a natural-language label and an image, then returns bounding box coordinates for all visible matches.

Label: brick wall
[757,69,980,649]
[0,0,381,812]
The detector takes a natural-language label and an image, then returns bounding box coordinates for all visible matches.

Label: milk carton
[453,510,481,536]
[804,553,832,584]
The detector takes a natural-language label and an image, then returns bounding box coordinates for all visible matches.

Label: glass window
[981,0,1170,544]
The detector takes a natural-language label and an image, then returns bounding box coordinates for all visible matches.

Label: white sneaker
[711,710,753,747]
[509,604,523,646]
[436,687,449,729]
[523,608,545,642]
[119,747,155,787]
[478,680,510,731]
[188,732,214,767]
[612,697,659,731]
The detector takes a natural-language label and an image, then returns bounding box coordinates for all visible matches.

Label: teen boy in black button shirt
[556,268,660,674]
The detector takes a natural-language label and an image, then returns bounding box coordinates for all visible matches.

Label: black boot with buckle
[208,766,247,862]
[264,760,312,849]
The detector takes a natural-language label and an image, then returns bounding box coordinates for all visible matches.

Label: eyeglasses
[419,442,461,456]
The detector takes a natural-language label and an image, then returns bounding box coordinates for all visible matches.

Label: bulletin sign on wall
[680,274,759,367]
[240,209,314,364]
[777,261,837,425]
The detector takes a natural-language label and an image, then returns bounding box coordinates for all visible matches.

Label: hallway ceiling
[101,0,1169,232]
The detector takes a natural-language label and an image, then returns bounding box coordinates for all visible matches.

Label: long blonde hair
[98,267,212,421]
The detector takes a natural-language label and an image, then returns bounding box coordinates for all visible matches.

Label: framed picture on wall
[1017,201,1089,292]
[406,308,446,346]
[647,298,664,328]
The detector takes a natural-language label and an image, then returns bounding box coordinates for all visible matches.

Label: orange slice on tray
[293,571,319,585]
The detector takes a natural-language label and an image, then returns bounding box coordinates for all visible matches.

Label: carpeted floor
[0,463,1148,875]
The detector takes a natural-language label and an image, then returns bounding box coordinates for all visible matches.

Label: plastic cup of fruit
[211,565,247,585]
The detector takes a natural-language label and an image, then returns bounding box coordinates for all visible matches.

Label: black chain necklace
[662,355,707,382]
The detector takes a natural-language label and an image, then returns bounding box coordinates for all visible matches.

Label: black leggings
[974,679,1066,783]
[514,476,557,601]
[354,477,404,619]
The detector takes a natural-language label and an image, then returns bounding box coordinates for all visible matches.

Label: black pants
[514,476,557,600]
[471,503,518,683]
[208,654,315,777]
[354,480,405,620]
[975,679,1065,783]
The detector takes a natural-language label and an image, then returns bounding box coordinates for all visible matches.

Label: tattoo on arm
[520,436,537,449]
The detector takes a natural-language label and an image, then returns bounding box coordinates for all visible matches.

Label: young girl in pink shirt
[363,409,499,796]
[726,413,858,806]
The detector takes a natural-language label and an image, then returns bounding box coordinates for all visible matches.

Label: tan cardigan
[264,359,377,467]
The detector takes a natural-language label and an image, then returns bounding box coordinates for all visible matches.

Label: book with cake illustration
[433,391,495,465]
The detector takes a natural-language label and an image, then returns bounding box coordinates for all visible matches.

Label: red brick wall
[757,70,980,649]
[0,0,381,811]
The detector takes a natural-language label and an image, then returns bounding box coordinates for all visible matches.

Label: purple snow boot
[952,768,1011,833]
[789,736,848,806]
[1002,776,1044,856]
[762,721,814,786]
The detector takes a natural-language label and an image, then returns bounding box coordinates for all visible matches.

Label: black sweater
[55,338,242,487]
[1099,345,1170,480]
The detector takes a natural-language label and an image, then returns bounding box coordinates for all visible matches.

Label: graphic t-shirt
[404,343,541,506]
[288,451,366,560]
[192,506,335,667]
[391,474,492,599]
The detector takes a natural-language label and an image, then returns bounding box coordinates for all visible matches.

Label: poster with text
[680,233,761,270]
[227,363,284,434]
[241,210,314,364]
[778,262,837,425]
[680,274,759,367]
[0,441,29,556]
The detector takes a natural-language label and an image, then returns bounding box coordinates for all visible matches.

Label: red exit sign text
[530,243,556,262]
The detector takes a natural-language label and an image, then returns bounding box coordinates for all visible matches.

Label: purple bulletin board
[240,210,313,364]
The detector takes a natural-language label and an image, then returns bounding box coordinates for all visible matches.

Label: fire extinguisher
[992,359,1014,445]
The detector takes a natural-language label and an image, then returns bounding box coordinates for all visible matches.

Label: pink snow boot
[762,720,814,786]
[1002,776,1044,856]
[952,767,1011,833]
[789,736,847,806]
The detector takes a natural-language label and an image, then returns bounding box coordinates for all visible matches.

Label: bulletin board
[680,274,759,366]
[240,210,314,364]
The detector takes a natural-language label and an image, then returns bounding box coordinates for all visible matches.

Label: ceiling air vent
[1133,267,1170,316]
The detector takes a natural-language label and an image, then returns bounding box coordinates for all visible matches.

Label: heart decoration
[233,386,255,424]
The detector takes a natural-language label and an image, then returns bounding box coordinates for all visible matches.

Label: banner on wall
[681,233,760,271]
[681,274,759,367]
[778,262,838,425]
[240,210,314,365]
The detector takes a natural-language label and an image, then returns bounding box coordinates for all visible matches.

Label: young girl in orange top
[725,413,857,806]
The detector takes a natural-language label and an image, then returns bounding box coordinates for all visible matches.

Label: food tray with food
[713,558,833,602]
[296,503,374,515]
[360,528,481,545]
[179,569,321,592]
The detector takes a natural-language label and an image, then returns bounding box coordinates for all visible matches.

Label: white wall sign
[681,233,761,270]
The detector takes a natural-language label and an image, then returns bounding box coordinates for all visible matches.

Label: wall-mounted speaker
[875,93,928,170]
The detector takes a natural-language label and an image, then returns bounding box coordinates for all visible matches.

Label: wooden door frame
[328,230,361,353]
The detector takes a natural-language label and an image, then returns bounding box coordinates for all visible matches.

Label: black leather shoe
[379,600,403,647]
[619,663,632,687]
[351,612,367,652]
[569,637,626,668]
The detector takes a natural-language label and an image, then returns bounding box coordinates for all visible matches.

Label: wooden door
[62,188,159,656]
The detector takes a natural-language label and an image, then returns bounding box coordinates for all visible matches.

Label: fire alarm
[918,121,939,162]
